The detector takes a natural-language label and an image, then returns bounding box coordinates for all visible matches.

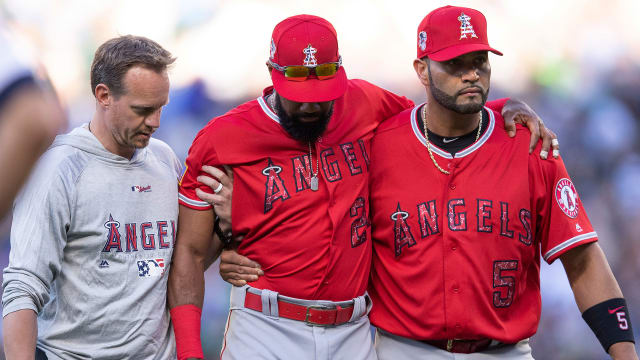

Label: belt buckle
[304,304,333,327]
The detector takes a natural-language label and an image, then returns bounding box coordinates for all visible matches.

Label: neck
[424,93,482,137]
[90,112,135,159]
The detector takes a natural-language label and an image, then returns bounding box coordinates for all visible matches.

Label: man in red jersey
[367,6,637,359]
[170,14,556,360]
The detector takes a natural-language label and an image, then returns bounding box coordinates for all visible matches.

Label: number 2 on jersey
[350,197,369,248]
[493,260,519,308]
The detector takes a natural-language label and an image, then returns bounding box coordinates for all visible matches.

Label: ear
[94,84,111,108]
[413,58,429,87]
[266,61,274,75]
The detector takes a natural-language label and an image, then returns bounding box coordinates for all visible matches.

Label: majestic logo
[458,12,478,39]
[302,44,318,66]
[137,258,166,277]
[270,38,277,59]
[131,185,152,193]
[98,260,110,268]
[555,178,579,218]
[418,31,427,51]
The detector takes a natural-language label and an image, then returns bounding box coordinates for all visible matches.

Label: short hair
[90,35,175,97]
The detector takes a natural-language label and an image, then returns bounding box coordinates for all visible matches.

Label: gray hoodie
[3,125,180,359]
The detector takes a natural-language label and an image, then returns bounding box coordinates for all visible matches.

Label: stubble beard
[428,65,488,114]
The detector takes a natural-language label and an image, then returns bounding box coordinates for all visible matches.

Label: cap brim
[428,44,503,62]
[271,67,347,103]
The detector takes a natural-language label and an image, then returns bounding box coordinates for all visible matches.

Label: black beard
[428,64,488,114]
[274,94,333,143]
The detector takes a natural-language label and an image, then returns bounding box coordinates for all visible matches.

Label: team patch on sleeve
[555,178,579,218]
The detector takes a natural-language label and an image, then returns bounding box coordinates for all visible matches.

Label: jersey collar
[257,88,280,124]
[410,103,495,159]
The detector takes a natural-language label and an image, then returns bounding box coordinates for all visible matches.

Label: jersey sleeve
[485,98,509,114]
[2,151,72,317]
[178,124,222,210]
[376,86,414,122]
[531,151,598,264]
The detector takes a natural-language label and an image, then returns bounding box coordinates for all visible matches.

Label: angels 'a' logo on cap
[555,178,579,218]
[458,12,478,39]
[418,31,427,51]
[270,38,276,59]
[303,44,317,66]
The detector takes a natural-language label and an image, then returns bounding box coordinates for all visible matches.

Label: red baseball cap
[417,6,502,61]
[269,14,347,103]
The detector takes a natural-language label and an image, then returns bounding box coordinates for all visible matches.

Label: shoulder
[16,141,86,205]
[345,78,397,98]
[194,98,263,140]
[148,137,177,160]
[147,138,181,173]
[375,105,417,135]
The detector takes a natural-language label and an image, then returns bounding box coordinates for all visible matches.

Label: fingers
[202,165,232,188]
[520,114,541,155]
[195,187,228,203]
[195,187,228,206]
[223,165,234,184]
[220,249,262,269]
[196,174,222,194]
[503,113,517,137]
[219,250,264,286]
[550,131,560,158]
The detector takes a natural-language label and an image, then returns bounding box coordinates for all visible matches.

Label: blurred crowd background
[1,0,639,359]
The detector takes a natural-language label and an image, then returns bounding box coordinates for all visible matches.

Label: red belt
[422,338,509,354]
[244,291,355,326]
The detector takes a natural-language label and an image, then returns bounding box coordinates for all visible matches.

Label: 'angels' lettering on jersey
[391,198,532,257]
[261,139,369,214]
[102,214,175,252]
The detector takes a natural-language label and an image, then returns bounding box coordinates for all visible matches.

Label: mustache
[456,86,485,96]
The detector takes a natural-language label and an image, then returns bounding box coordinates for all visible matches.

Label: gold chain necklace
[270,92,320,191]
[422,104,482,175]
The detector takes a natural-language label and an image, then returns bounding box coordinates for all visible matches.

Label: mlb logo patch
[137,258,166,277]
[131,185,152,193]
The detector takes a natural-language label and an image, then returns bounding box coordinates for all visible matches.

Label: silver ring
[551,139,559,146]
[213,183,223,194]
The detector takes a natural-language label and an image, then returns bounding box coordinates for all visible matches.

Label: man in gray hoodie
[2,35,181,360]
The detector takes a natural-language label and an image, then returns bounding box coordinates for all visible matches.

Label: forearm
[168,244,207,309]
[562,243,637,358]
[203,234,223,271]
[3,309,37,360]
[562,243,622,311]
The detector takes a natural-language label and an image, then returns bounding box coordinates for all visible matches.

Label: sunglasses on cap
[269,57,342,81]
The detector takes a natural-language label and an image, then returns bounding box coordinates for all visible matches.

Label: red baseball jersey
[368,104,597,342]
[179,79,413,301]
